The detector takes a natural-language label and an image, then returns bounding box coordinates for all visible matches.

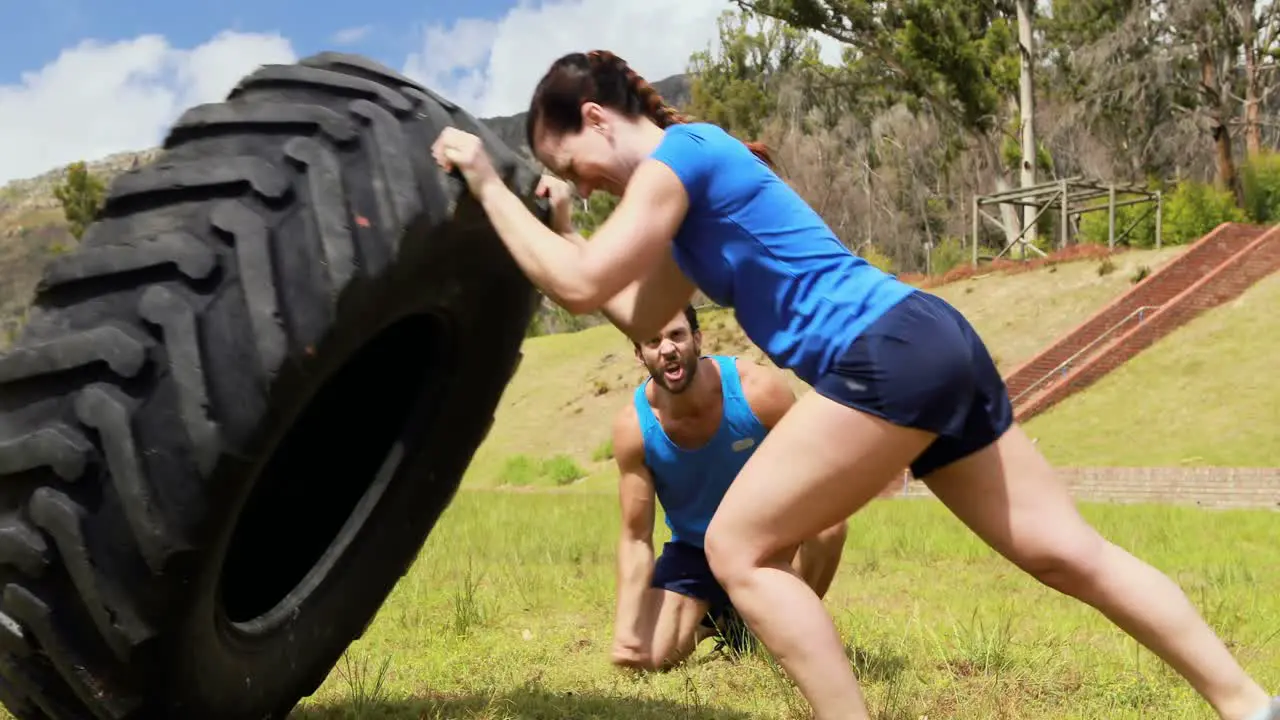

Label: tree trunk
[1201,41,1242,204]
[1241,0,1263,156]
[1017,0,1037,257]
[977,134,1022,251]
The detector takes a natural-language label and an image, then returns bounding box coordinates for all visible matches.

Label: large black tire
[0,52,544,719]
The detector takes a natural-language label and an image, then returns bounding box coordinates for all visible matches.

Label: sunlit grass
[290,492,1280,719]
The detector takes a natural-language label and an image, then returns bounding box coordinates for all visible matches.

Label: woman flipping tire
[429,49,1279,720]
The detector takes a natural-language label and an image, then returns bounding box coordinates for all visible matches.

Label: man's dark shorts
[650,540,737,633]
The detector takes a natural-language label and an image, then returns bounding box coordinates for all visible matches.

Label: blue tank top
[648,122,917,385]
[633,355,767,549]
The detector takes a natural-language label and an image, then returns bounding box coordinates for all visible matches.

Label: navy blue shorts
[650,541,731,628]
[812,290,1015,478]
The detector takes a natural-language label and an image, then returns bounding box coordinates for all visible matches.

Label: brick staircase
[1004,222,1279,422]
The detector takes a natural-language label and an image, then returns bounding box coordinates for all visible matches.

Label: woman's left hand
[431,127,502,198]
[535,173,577,236]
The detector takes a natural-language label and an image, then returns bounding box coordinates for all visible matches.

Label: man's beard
[648,352,699,394]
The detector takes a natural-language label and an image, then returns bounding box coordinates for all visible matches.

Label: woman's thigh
[706,389,935,562]
[708,290,999,560]
[923,423,1103,568]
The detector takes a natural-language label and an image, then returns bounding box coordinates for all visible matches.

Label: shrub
[1077,179,1246,249]
[1079,192,1160,248]
[860,244,895,274]
[927,236,968,277]
[1163,180,1246,244]
[542,455,586,485]
[499,455,541,486]
[499,454,587,486]
[1241,150,1280,224]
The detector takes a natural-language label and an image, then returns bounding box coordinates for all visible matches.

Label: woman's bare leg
[703,388,1273,720]
[704,391,935,720]
[924,423,1272,720]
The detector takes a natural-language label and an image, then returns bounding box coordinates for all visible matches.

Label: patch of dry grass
[928,246,1186,371]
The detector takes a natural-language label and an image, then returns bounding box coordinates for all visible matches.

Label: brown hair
[525,50,774,169]
[630,304,700,349]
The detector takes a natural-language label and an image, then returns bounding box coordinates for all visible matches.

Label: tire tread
[0,53,542,720]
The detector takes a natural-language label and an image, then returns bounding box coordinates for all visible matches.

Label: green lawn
[290,492,1280,719]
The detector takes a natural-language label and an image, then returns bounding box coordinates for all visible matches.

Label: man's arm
[610,403,658,656]
[735,358,798,430]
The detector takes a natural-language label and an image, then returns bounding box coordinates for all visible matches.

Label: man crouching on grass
[608,305,848,671]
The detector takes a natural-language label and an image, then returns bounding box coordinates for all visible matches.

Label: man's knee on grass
[611,587,710,672]
[787,519,848,599]
[611,629,702,672]
[803,519,849,566]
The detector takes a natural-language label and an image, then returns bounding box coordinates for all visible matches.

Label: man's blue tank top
[633,355,767,549]
[648,122,917,386]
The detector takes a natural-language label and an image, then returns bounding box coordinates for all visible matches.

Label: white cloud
[331,25,373,45]
[0,30,296,185]
[0,3,850,185]
[401,0,846,119]
[403,17,500,116]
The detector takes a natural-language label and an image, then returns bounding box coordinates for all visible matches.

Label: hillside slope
[462,246,1191,488]
[1025,269,1280,466]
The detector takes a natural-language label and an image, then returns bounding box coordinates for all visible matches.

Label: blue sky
[0,0,839,185]
[0,0,511,83]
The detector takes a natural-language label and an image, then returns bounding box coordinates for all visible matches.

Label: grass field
[290,492,1280,719]
[1,243,1274,719]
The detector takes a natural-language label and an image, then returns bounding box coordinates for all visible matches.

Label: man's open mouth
[663,363,684,383]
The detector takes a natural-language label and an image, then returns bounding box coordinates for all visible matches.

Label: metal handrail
[1011,304,1163,405]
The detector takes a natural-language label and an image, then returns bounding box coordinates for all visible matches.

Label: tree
[1177,0,1247,203]
[53,161,106,240]
[1228,0,1279,158]
[1015,0,1037,247]
[687,8,827,140]
[1040,0,1180,180]
[733,0,1030,250]
[1050,0,1280,203]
